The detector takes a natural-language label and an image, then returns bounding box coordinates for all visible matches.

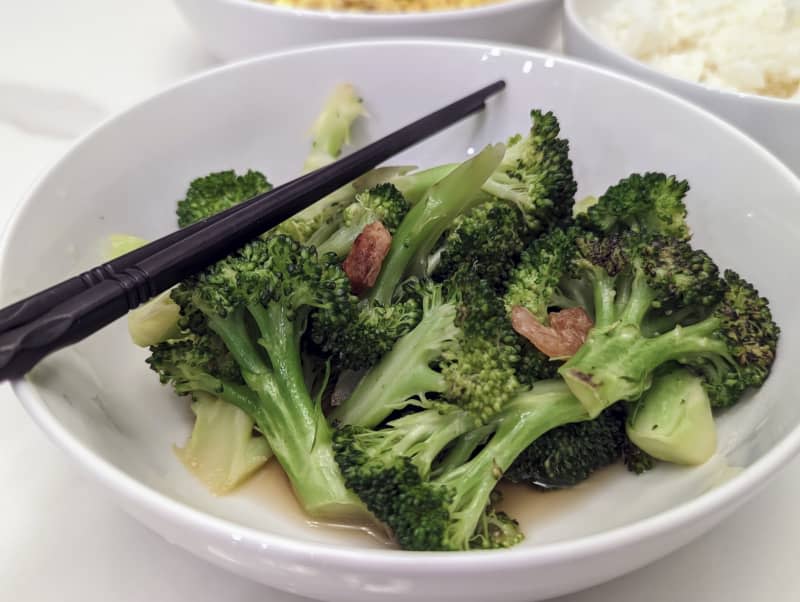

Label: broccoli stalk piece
[368,144,505,305]
[175,392,271,495]
[481,109,577,232]
[103,234,183,347]
[303,83,365,173]
[127,290,182,347]
[103,233,147,260]
[626,366,717,465]
[164,235,367,521]
[334,380,588,551]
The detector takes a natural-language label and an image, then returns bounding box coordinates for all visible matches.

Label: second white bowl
[563,0,800,175]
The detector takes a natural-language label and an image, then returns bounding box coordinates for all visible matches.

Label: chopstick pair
[0,80,506,381]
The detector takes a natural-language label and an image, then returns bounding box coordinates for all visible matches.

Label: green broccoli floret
[334,380,588,551]
[176,170,272,228]
[314,183,410,257]
[440,271,523,423]
[330,281,461,427]
[432,200,526,285]
[312,294,422,370]
[303,83,365,173]
[481,109,577,232]
[504,403,627,488]
[576,172,690,240]
[559,245,779,416]
[160,235,367,521]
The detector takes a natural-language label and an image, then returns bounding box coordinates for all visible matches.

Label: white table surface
[2,2,799,600]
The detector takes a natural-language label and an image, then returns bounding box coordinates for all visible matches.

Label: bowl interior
[3,41,800,552]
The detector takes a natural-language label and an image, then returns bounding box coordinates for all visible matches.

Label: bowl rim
[563,0,800,109]
[200,0,556,21]
[5,37,800,569]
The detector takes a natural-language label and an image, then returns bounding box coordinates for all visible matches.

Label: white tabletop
[2,2,798,600]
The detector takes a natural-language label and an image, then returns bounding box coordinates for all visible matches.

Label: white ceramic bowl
[172,0,561,61]
[3,40,800,602]
[562,0,800,175]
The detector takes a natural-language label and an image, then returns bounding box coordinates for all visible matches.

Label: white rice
[590,0,800,101]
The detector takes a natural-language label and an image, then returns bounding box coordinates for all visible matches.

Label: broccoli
[504,403,627,489]
[560,247,778,417]
[481,109,577,232]
[311,147,504,371]
[175,392,271,494]
[368,144,505,305]
[103,234,183,347]
[329,282,460,428]
[334,380,588,551]
[176,170,272,228]
[103,233,147,261]
[431,200,526,285]
[626,366,717,465]
[314,182,410,257]
[303,83,365,173]
[154,235,368,521]
[312,294,422,370]
[576,172,690,240]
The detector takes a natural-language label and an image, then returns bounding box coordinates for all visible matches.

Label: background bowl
[172,0,561,60]
[3,39,800,602]
[562,0,800,175]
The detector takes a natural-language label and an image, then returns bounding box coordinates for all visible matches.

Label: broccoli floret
[440,271,524,423]
[626,366,717,465]
[175,392,271,495]
[559,244,779,416]
[481,109,577,232]
[176,170,272,228]
[334,380,588,550]
[576,172,690,240]
[432,200,526,284]
[303,83,365,173]
[330,282,461,427]
[159,235,367,521]
[315,183,410,257]
[622,439,656,474]
[505,403,627,489]
[312,294,422,370]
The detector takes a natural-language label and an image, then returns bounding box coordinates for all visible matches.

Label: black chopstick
[0,80,505,381]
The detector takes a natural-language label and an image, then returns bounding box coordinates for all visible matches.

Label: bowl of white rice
[563,0,800,174]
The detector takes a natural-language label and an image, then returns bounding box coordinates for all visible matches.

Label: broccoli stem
[391,163,457,205]
[202,302,361,519]
[437,382,587,547]
[246,303,361,519]
[331,297,459,427]
[368,145,504,305]
[560,315,729,417]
